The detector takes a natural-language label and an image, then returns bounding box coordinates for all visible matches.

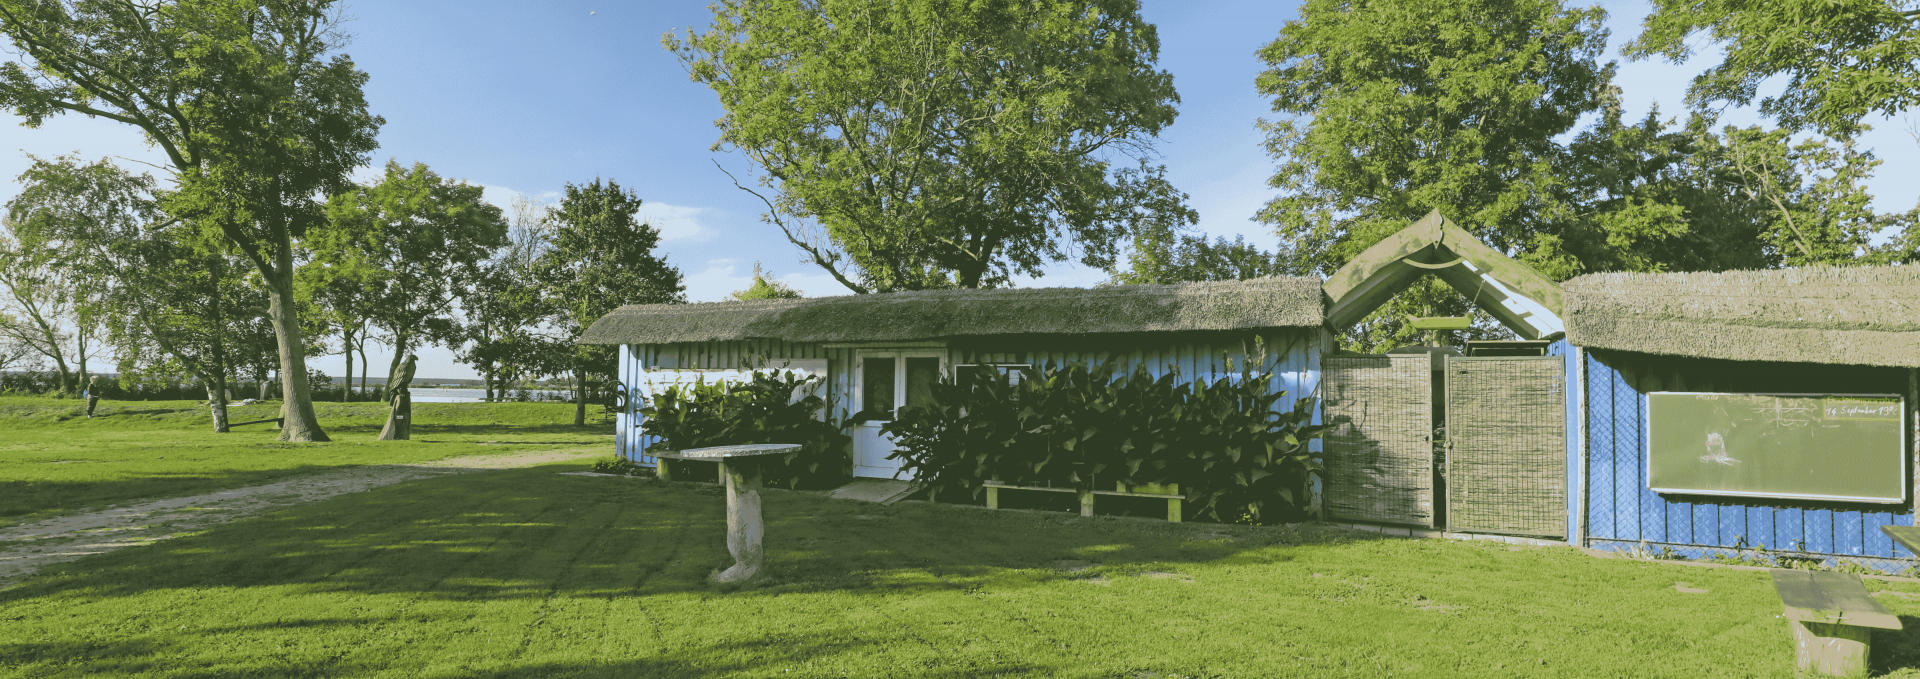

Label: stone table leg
[714,462,765,582]
[1792,620,1871,677]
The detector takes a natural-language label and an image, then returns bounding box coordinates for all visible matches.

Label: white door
[852,350,945,479]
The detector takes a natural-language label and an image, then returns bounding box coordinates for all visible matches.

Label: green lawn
[0,396,612,527]
[6,460,1920,678]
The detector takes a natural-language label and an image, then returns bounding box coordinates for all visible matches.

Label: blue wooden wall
[1582,349,1918,560]
[614,330,1323,464]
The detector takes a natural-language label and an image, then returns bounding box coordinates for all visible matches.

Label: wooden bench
[984,481,1183,522]
[229,417,283,428]
[1770,568,1902,677]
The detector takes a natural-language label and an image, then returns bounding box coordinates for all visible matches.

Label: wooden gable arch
[1321,210,1565,341]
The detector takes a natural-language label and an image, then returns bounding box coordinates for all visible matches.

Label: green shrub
[877,361,1332,523]
[640,369,853,489]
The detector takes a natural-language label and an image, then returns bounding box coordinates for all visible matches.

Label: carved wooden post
[378,393,411,441]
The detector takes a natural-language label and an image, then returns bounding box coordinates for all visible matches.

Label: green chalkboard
[1648,392,1907,503]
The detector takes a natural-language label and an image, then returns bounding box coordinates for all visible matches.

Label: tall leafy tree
[0,0,383,441]
[667,0,1194,292]
[298,259,377,401]
[1625,0,1920,136]
[727,262,802,301]
[1255,0,1613,350]
[0,215,95,394]
[535,179,684,426]
[1555,96,1774,274]
[1109,228,1289,285]
[311,161,508,398]
[1713,126,1890,265]
[7,154,260,430]
[457,194,558,402]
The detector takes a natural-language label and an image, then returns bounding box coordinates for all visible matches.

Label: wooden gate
[1322,355,1436,527]
[1443,356,1565,538]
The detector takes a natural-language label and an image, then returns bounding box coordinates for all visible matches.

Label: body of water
[408,388,570,403]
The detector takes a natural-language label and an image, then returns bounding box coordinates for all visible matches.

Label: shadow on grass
[1871,615,1920,675]
[0,465,1350,604]
[2,466,1280,675]
[0,465,348,518]
[1,618,1042,679]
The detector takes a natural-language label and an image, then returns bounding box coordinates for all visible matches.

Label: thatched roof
[579,277,1325,345]
[1564,265,1920,368]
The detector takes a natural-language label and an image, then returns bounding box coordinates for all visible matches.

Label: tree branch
[713,161,870,294]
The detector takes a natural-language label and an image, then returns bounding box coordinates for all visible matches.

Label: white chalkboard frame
[1643,391,1909,504]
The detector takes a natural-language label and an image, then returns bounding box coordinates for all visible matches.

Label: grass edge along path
[0,397,612,528]
[9,466,1920,677]
[0,449,602,589]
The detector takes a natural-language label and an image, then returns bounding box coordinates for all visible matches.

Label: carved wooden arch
[1321,210,1565,340]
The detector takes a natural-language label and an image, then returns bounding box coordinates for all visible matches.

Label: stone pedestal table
[672,444,803,582]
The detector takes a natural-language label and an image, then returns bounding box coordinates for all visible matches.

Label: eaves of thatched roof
[1564,265,1920,368]
[579,277,1326,346]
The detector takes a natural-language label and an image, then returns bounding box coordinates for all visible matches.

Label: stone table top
[670,444,803,459]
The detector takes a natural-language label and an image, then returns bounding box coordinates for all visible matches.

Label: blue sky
[4,0,1916,380]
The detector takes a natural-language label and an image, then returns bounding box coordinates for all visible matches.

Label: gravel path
[0,448,601,588]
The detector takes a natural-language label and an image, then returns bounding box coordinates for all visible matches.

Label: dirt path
[0,449,601,589]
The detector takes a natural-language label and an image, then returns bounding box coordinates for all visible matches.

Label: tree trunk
[265,262,328,442]
[50,357,72,396]
[384,330,410,405]
[205,376,230,434]
[484,364,495,402]
[75,329,88,397]
[573,363,587,426]
[357,341,369,404]
[342,328,354,403]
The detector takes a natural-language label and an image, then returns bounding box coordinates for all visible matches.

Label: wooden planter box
[982,479,1183,522]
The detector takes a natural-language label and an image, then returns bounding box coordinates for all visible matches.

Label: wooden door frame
[851,348,948,479]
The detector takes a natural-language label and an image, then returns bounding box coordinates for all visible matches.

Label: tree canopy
[312,160,509,392]
[0,0,382,441]
[1625,0,1920,136]
[668,0,1194,292]
[728,263,802,301]
[536,178,685,425]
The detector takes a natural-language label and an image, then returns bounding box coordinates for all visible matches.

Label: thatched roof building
[579,277,1325,345]
[1564,265,1920,368]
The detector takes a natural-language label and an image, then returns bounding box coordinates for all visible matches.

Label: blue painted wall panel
[1583,350,1916,563]
[1808,510,1835,554]
[1613,371,1642,541]
[1746,506,1773,551]
[1586,351,1615,539]
[1778,508,1804,554]
[1837,509,1865,556]
[1865,511,1895,558]
[1719,504,1745,551]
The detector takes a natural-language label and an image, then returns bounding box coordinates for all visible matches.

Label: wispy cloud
[479,184,561,212]
[637,202,713,241]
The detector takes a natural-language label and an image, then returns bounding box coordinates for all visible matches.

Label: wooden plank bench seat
[1770,568,1902,677]
[984,481,1183,522]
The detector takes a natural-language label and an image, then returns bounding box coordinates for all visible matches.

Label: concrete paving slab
[827,479,916,504]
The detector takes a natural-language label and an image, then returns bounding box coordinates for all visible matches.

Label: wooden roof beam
[1321,210,1566,341]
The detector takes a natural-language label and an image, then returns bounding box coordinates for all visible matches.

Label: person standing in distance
[84,374,108,418]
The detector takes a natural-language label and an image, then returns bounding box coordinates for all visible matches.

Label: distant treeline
[0,370,574,403]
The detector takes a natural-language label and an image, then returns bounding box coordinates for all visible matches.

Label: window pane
[862,357,896,421]
[905,357,940,410]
